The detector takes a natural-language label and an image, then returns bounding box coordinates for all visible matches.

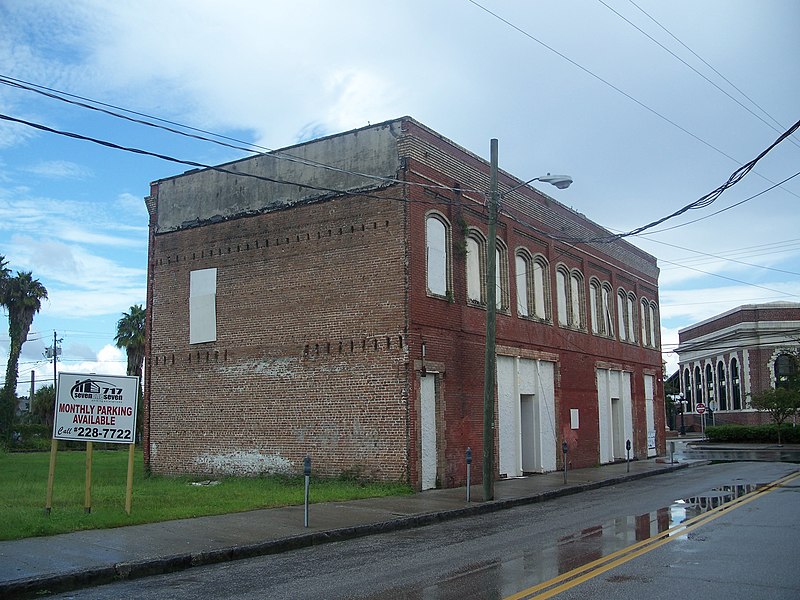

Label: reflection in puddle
[368,483,764,599]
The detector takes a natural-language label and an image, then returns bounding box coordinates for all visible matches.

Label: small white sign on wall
[570,408,580,429]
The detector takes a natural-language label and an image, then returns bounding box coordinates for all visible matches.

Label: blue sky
[1,0,798,394]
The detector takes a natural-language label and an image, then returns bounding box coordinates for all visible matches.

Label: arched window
[705,363,715,406]
[531,255,549,320]
[466,229,486,305]
[425,213,451,297]
[774,353,797,388]
[570,270,585,329]
[590,279,601,334]
[617,289,628,341]
[648,302,658,348]
[496,241,510,311]
[602,284,613,336]
[683,368,693,412]
[617,288,637,342]
[556,267,569,327]
[694,365,703,409]
[515,251,530,317]
[590,278,612,336]
[731,357,741,410]
[717,361,727,410]
[556,266,584,329]
[640,298,650,346]
[626,293,637,343]
[515,250,550,320]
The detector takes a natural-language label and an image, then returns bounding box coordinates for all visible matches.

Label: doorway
[420,375,437,490]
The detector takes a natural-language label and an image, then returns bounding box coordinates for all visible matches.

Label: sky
[0,0,798,397]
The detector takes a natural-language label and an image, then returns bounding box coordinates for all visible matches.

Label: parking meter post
[562,440,568,484]
[303,455,311,528]
[466,447,472,503]
[626,439,631,472]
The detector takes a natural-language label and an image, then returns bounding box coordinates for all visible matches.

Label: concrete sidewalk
[0,453,704,598]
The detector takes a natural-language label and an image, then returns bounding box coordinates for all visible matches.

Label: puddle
[501,482,766,592]
[365,482,765,599]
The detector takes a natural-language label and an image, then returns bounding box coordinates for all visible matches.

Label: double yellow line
[506,470,800,600]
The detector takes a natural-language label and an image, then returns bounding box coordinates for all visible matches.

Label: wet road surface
[51,461,799,600]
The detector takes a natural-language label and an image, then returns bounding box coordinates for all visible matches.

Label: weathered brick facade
[675,302,800,429]
[144,117,665,488]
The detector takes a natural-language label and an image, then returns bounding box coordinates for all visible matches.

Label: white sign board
[647,429,656,450]
[53,372,139,443]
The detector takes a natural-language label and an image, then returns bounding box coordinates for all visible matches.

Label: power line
[658,239,800,271]
[0,74,480,196]
[638,170,800,235]
[563,118,800,243]
[626,0,798,141]
[630,236,800,278]
[597,0,800,150]
[466,0,800,202]
[655,256,797,299]
[3,103,798,254]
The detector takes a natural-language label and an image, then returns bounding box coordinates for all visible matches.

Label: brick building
[674,302,800,429]
[143,117,665,489]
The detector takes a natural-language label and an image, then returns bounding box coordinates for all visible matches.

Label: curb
[1,461,702,599]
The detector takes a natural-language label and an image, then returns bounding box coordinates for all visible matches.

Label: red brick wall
[680,305,800,342]
[401,150,664,487]
[145,118,666,488]
[146,192,410,479]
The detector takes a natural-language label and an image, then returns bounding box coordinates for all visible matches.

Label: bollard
[626,439,631,473]
[466,447,472,502]
[303,455,311,528]
[669,441,675,465]
[562,440,568,484]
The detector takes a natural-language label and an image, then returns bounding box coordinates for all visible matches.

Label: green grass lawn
[0,449,412,541]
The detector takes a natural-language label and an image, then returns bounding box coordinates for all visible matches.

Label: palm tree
[115,304,146,379]
[115,304,146,441]
[1,270,48,441]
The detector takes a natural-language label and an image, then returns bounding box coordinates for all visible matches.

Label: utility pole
[45,331,62,395]
[483,139,499,502]
[44,331,62,515]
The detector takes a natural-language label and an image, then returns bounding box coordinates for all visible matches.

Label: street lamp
[483,139,572,502]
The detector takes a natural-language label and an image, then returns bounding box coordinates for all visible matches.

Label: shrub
[706,424,800,444]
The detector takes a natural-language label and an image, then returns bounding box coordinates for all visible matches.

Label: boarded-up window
[190,268,217,344]
[533,259,547,319]
[466,233,484,303]
[516,253,529,316]
[426,215,449,297]
[556,269,568,326]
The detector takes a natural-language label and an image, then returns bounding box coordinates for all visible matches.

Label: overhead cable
[0,74,479,195]
[597,0,800,150]
[466,0,800,201]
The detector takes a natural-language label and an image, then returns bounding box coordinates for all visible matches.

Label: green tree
[748,387,800,445]
[30,384,55,429]
[0,269,48,442]
[115,304,145,438]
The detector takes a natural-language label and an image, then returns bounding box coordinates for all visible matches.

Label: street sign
[696,402,706,414]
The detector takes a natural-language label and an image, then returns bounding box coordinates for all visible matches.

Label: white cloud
[23,160,93,179]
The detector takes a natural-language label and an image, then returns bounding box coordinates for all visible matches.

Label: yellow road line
[505,470,800,600]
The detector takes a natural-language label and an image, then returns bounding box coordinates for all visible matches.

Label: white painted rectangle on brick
[190,268,217,344]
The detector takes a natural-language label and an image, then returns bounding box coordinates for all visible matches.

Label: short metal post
[562,440,568,484]
[626,439,631,472]
[466,447,472,503]
[303,455,311,528]
[669,441,675,465]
